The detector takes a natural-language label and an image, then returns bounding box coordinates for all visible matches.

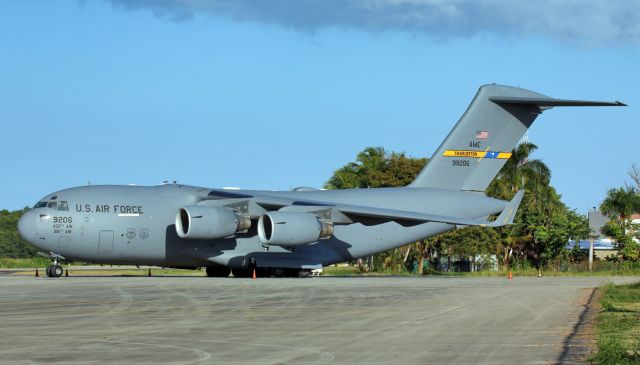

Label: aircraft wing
[331,189,524,228]
[203,189,524,228]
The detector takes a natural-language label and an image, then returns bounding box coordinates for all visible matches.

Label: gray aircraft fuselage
[18,184,504,269]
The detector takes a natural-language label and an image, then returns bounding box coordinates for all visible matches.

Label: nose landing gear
[39,252,66,278]
[46,263,64,278]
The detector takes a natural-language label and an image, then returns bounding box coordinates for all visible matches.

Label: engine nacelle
[175,205,251,240]
[257,211,333,246]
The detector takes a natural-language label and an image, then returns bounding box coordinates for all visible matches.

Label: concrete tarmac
[0,275,637,364]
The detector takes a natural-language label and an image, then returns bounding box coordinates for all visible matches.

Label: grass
[0,258,205,276]
[0,257,51,268]
[322,266,411,276]
[430,269,640,277]
[322,265,640,277]
[10,267,206,277]
[593,282,640,364]
[3,257,640,278]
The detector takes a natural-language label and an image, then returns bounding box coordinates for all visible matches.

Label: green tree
[601,219,640,261]
[0,209,38,258]
[600,187,640,219]
[325,147,427,190]
[600,184,640,262]
[484,142,588,271]
[325,147,428,271]
[487,142,551,198]
[325,164,361,190]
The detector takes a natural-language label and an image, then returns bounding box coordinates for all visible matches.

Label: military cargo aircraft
[17,84,625,278]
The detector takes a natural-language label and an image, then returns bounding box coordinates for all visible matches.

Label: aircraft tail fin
[409,84,624,192]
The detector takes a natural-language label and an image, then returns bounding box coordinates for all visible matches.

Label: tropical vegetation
[599,165,640,262]
[325,143,597,274]
[0,209,37,258]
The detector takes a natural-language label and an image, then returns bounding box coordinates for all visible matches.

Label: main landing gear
[205,265,231,277]
[205,266,313,278]
[245,268,312,278]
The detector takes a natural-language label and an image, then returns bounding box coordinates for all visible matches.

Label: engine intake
[257,211,333,246]
[175,205,251,240]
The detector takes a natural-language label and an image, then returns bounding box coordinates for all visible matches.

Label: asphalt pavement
[0,275,637,364]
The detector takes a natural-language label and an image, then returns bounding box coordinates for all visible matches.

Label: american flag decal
[476,130,489,139]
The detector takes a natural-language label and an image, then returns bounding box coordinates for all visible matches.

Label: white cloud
[106,0,640,45]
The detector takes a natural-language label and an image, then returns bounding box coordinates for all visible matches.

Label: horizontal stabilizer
[490,96,626,107]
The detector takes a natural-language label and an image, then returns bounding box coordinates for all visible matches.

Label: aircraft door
[58,236,69,248]
[98,230,114,254]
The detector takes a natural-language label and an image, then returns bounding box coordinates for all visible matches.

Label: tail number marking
[452,160,470,167]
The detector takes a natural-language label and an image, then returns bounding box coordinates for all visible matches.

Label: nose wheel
[46,264,64,278]
[39,251,66,278]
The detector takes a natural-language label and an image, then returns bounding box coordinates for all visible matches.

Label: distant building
[566,209,618,259]
[588,210,610,239]
[567,239,617,259]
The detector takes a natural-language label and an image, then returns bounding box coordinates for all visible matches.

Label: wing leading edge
[204,189,525,228]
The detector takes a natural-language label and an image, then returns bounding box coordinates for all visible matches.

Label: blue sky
[1,0,638,213]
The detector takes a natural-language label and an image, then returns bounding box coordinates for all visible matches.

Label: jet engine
[175,205,251,240]
[257,211,333,246]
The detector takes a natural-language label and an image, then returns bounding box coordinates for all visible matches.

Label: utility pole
[588,237,594,273]
[587,207,598,273]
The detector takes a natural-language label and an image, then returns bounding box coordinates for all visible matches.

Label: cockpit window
[38,200,69,211]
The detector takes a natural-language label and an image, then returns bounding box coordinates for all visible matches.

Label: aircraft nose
[18,210,36,241]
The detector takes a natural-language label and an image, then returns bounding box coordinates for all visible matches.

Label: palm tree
[486,142,556,270]
[488,142,551,200]
[355,147,387,188]
[504,142,550,190]
[600,187,640,219]
[325,164,361,190]
[325,147,389,190]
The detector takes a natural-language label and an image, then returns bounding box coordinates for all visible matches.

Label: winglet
[486,190,524,227]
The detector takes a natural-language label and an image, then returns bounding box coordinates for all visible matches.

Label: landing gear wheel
[297,270,310,278]
[46,264,63,278]
[231,268,253,278]
[52,265,64,278]
[206,266,231,278]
